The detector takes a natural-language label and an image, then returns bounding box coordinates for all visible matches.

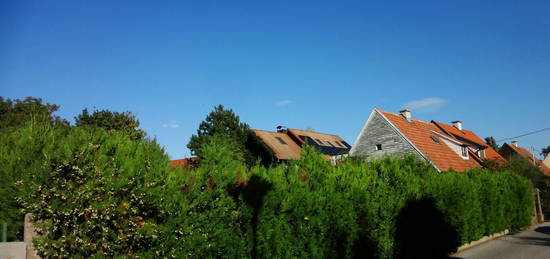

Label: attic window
[315,138,324,145]
[275,137,287,145]
[326,141,335,147]
[334,141,343,147]
[461,146,468,158]
[477,150,485,159]
[430,136,440,144]
[376,144,382,151]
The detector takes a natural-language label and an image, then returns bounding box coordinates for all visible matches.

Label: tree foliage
[187,104,273,166]
[491,154,550,218]
[3,126,535,257]
[484,136,499,151]
[0,96,68,129]
[75,108,145,140]
[2,122,170,256]
[541,145,550,158]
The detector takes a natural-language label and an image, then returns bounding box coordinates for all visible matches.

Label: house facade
[350,108,502,172]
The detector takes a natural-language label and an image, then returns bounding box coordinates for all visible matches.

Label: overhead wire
[495,127,550,143]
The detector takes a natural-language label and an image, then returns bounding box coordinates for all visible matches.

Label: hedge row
[0,123,534,258]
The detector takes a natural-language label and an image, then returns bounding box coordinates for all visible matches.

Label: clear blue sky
[1,0,549,159]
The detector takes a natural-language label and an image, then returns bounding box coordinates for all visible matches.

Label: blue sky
[1,0,549,159]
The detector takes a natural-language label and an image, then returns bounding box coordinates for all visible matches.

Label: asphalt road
[453,222,550,259]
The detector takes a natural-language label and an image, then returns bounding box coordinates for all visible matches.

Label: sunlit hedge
[1,124,534,258]
[1,123,171,257]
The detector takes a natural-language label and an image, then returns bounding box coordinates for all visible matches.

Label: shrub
[3,127,535,258]
[11,124,170,257]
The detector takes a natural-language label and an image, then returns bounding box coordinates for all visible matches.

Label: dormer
[432,131,469,160]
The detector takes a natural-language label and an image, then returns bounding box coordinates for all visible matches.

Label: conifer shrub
[2,123,171,257]
[0,122,70,241]
[156,135,251,258]
[1,125,535,258]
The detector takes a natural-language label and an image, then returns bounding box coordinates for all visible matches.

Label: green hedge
[1,125,534,258]
[1,123,171,257]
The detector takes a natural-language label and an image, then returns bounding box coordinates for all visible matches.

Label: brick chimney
[400,109,412,122]
[452,121,462,131]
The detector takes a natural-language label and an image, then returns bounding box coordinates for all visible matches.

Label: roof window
[430,136,440,144]
[334,141,343,147]
[315,138,324,145]
[275,136,287,145]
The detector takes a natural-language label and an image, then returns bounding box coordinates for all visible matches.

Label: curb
[454,229,509,253]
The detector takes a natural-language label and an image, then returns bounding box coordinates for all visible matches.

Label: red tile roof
[501,143,550,176]
[378,109,481,172]
[170,157,198,168]
[432,121,506,163]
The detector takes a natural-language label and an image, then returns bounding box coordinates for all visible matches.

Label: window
[430,136,440,144]
[477,150,485,159]
[461,146,468,158]
[315,138,324,145]
[376,144,382,151]
[326,141,335,147]
[334,141,343,147]
[275,136,287,145]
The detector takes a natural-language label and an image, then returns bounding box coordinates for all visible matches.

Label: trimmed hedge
[1,125,534,258]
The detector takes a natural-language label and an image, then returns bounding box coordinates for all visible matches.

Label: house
[498,141,550,176]
[170,157,198,168]
[544,154,550,169]
[350,108,502,172]
[431,120,505,163]
[251,127,351,163]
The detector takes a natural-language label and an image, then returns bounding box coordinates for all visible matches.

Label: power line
[496,127,550,143]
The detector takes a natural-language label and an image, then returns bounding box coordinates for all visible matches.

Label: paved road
[453,222,550,259]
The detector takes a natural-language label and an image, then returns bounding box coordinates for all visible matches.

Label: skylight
[275,136,287,145]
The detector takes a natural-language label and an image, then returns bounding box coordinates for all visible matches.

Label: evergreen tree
[0,96,68,129]
[541,145,550,158]
[484,136,499,151]
[75,108,145,140]
[188,105,273,166]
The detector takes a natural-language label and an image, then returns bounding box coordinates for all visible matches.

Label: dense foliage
[0,123,170,257]
[0,96,68,129]
[496,155,550,219]
[75,108,146,140]
[0,97,536,258]
[187,104,274,166]
[541,145,550,158]
[2,123,534,257]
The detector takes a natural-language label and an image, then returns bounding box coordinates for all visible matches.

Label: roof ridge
[286,128,342,137]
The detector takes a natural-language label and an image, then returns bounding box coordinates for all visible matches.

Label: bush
[2,127,535,258]
[3,123,171,257]
[0,122,70,241]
